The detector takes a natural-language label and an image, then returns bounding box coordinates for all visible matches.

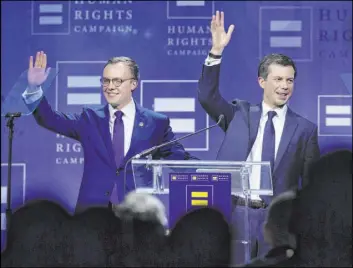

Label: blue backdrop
[1,0,352,252]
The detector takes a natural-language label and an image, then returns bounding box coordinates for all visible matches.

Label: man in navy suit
[23,51,195,213]
[198,11,320,263]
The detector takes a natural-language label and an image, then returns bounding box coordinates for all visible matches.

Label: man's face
[102,63,137,109]
[258,64,295,108]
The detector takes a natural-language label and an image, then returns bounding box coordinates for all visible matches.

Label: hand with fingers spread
[210,11,235,56]
[27,51,51,89]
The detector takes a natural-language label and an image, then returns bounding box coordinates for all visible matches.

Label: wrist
[210,47,223,56]
[208,52,222,59]
[28,84,40,91]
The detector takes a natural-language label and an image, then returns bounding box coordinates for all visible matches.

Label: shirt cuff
[204,55,222,66]
[22,87,44,104]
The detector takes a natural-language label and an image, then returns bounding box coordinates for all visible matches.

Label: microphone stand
[4,112,21,231]
[133,114,225,160]
[123,114,225,198]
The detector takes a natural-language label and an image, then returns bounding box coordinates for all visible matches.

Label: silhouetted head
[1,199,71,267]
[111,192,168,266]
[168,207,231,267]
[288,150,352,266]
[263,191,297,257]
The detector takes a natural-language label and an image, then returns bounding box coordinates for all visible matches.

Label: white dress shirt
[246,102,287,199]
[22,87,136,157]
[204,55,288,199]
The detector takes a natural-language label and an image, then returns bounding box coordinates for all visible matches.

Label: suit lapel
[122,103,148,164]
[273,109,298,173]
[96,105,116,168]
[247,104,262,156]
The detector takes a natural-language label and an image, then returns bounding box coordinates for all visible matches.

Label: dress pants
[231,197,270,265]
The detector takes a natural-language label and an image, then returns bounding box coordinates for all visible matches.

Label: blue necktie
[110,110,124,204]
[260,111,277,191]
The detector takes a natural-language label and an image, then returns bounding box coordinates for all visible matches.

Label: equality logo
[167,1,214,19]
[31,1,70,35]
[318,95,352,137]
[259,6,313,62]
[55,61,106,112]
[140,80,209,151]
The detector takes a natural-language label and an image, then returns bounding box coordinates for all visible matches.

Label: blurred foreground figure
[240,191,296,267]
[110,191,169,267]
[1,191,169,267]
[242,149,352,267]
[166,207,232,267]
[285,149,352,267]
[69,206,121,266]
[1,200,73,267]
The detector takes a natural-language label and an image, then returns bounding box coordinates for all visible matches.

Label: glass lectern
[131,159,273,265]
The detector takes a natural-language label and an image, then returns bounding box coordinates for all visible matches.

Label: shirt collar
[108,98,136,119]
[261,101,288,119]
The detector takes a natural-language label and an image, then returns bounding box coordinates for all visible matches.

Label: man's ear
[131,80,138,92]
[258,76,266,89]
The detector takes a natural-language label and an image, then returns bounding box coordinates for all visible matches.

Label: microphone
[133,114,225,159]
[122,114,224,198]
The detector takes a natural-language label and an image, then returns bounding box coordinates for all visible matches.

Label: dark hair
[258,53,297,80]
[104,56,140,81]
[265,191,297,248]
[288,150,352,267]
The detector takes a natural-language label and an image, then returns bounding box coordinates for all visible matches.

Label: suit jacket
[198,64,320,199]
[28,97,195,211]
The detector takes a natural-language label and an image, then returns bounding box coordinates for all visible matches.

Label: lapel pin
[139,122,144,127]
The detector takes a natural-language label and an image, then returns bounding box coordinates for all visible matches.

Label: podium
[131,159,273,264]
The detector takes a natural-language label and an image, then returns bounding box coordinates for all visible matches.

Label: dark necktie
[110,110,124,204]
[260,111,277,191]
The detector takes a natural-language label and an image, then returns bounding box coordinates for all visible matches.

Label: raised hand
[27,51,51,88]
[210,11,235,55]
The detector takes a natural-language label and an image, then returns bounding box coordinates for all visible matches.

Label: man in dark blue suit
[198,11,320,263]
[23,51,195,213]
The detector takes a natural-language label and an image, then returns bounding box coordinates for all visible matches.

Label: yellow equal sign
[191,199,208,206]
[172,176,177,180]
[191,191,209,206]
[191,191,208,198]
